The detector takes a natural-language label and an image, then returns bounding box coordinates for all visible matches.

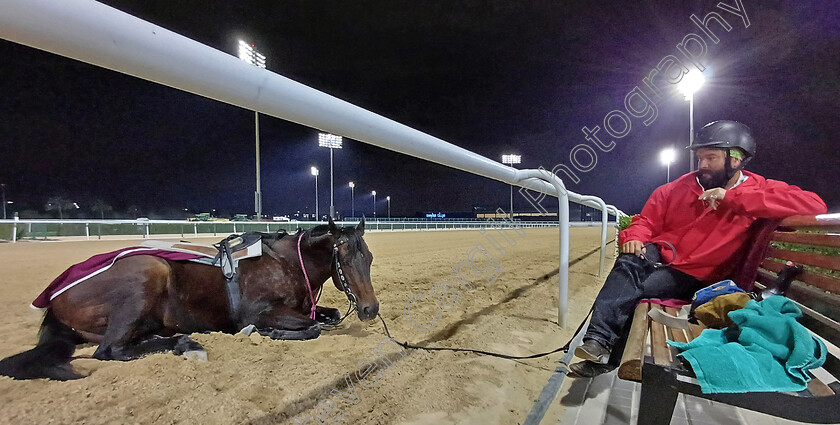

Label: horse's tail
[0,309,85,380]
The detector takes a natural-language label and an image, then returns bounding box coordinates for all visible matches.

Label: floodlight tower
[237,39,267,220]
[501,154,522,220]
[678,70,705,172]
[371,190,376,218]
[0,183,6,220]
[386,196,391,219]
[311,166,319,220]
[318,133,343,219]
[660,147,676,183]
[349,181,355,218]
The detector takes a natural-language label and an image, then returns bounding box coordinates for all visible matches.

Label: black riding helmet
[688,120,756,177]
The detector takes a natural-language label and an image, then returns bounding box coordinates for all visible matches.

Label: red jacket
[619,171,827,282]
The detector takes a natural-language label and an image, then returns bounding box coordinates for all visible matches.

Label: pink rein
[297,232,320,320]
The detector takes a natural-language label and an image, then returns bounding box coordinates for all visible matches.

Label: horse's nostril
[362,304,379,317]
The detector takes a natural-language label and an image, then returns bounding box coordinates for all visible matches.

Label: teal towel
[668,296,827,394]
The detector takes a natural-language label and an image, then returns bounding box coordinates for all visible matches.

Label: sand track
[0,227,613,424]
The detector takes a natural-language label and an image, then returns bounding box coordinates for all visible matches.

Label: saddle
[141,231,286,320]
[141,233,264,275]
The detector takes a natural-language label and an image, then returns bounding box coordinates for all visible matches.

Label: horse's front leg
[315,306,341,326]
[250,307,321,341]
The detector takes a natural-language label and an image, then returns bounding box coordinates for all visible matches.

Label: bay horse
[0,218,378,380]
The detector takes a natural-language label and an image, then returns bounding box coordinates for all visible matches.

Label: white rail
[0,218,585,242]
[0,0,626,327]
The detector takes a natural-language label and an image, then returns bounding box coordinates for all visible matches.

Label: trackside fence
[0,219,598,242]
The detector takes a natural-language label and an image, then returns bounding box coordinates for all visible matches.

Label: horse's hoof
[239,324,257,335]
[173,335,205,356]
[257,323,321,341]
[315,307,342,326]
[183,350,208,362]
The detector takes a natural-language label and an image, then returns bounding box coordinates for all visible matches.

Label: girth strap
[213,234,243,320]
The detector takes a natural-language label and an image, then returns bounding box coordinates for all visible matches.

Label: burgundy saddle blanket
[31,247,202,309]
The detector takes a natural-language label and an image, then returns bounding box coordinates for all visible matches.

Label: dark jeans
[584,246,703,358]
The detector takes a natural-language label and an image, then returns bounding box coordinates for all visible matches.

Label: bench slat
[785,282,840,325]
[766,247,840,272]
[756,270,777,288]
[618,303,650,381]
[789,296,840,350]
[772,231,840,249]
[665,307,689,344]
[649,304,674,366]
[779,215,840,231]
[687,322,706,342]
[807,375,836,397]
[761,260,840,295]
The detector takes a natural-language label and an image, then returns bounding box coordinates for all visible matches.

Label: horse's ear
[328,216,339,234]
[356,216,365,235]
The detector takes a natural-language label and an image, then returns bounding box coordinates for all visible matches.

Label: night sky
[1,1,838,219]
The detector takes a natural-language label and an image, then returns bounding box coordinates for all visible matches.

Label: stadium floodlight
[501,154,522,220]
[678,70,704,98]
[311,166,319,220]
[237,39,267,220]
[502,154,521,165]
[318,133,343,149]
[386,196,391,219]
[371,191,376,218]
[318,133,343,219]
[349,181,355,218]
[237,40,266,69]
[660,147,676,183]
[678,70,705,172]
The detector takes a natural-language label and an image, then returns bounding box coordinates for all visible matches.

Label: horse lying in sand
[0,218,378,380]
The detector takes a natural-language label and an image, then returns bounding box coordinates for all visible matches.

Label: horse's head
[326,217,379,321]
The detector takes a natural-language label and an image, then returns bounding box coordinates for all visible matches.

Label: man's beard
[697,167,729,189]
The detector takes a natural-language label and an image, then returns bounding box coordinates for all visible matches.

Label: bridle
[297,231,359,321]
[332,238,357,307]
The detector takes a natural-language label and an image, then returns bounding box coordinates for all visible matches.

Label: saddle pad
[140,239,263,262]
[31,247,202,309]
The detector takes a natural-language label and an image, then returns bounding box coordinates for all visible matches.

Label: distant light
[372,190,376,196]
[73,203,80,209]
[318,133,343,149]
[660,148,676,165]
[502,154,521,165]
[349,181,355,188]
[678,70,704,98]
[311,166,319,176]
[238,39,266,69]
[386,196,390,201]
[6,201,12,204]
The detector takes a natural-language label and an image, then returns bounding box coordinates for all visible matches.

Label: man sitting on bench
[570,120,827,377]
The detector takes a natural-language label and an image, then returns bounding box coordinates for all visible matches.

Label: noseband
[333,241,358,306]
[297,232,359,320]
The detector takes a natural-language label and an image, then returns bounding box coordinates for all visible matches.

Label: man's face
[696,148,729,188]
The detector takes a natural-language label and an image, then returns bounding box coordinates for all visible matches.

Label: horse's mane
[307,224,332,237]
[303,224,365,251]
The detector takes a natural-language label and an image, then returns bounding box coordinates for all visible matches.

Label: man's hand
[621,240,645,257]
[699,188,727,210]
